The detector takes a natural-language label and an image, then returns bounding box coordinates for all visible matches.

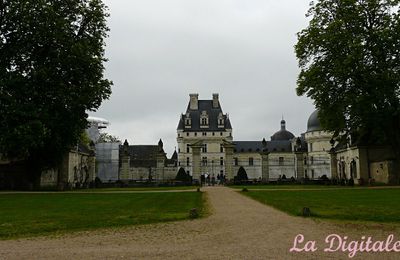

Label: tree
[175,167,191,183]
[98,132,121,143]
[295,1,400,157]
[0,0,112,186]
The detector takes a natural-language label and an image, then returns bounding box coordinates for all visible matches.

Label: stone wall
[370,161,392,183]
[40,150,95,189]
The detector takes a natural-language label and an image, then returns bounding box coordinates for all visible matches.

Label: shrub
[189,208,199,219]
[94,177,102,188]
[176,167,192,183]
[302,207,311,217]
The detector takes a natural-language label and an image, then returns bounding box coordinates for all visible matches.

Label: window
[304,157,307,165]
[202,144,207,153]
[200,111,209,127]
[186,157,190,166]
[311,169,315,179]
[186,132,189,136]
[249,157,254,166]
[202,157,208,166]
[212,132,215,136]
[186,144,190,153]
[220,132,223,136]
[309,143,313,152]
[178,148,180,153]
[220,157,224,166]
[220,170,224,175]
[279,157,284,166]
[220,144,224,153]
[178,134,180,137]
[234,158,238,166]
[194,132,197,136]
[202,132,207,136]
[217,113,224,128]
[310,156,314,165]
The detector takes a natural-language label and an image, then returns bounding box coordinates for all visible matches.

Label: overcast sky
[92,0,316,156]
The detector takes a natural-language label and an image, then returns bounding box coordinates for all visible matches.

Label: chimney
[212,93,219,108]
[189,93,199,110]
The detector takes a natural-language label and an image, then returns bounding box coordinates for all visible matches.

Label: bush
[94,177,102,188]
[302,207,311,217]
[176,167,192,183]
[189,208,199,219]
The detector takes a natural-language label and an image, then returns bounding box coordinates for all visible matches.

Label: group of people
[200,173,226,186]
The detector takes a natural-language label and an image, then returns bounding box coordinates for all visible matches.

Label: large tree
[295,0,400,153]
[0,0,112,185]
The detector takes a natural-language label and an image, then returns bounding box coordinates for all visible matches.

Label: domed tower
[304,110,332,179]
[307,110,322,132]
[271,119,295,141]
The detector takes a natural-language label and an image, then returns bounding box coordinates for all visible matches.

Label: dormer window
[185,113,191,128]
[200,111,209,128]
[218,112,224,128]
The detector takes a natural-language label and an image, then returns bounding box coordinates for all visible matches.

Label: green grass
[73,186,196,192]
[231,184,353,190]
[242,188,400,223]
[0,192,204,240]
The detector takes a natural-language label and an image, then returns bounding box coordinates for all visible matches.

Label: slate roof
[265,140,292,152]
[307,110,322,132]
[120,145,161,168]
[177,100,232,131]
[271,120,295,141]
[271,130,295,141]
[233,140,292,153]
[233,141,263,153]
[165,150,178,166]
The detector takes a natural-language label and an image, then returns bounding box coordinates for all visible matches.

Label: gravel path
[1,187,399,259]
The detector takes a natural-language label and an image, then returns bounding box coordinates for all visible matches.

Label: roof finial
[280,117,286,130]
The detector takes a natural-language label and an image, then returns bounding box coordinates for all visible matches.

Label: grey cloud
[94,0,315,156]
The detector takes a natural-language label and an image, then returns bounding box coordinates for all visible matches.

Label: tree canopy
[295,0,400,147]
[0,0,112,179]
[98,132,121,143]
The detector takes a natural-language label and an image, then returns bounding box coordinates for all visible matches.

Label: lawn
[242,188,400,223]
[0,191,204,239]
[74,186,196,192]
[231,184,354,190]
